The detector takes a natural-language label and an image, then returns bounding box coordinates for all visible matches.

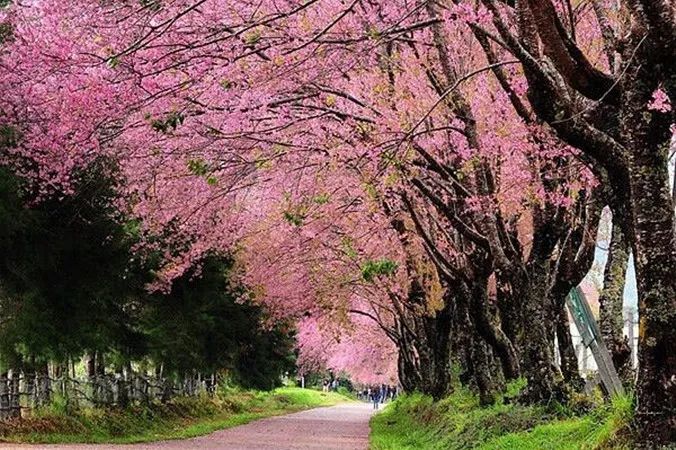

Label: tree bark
[482,0,675,441]
[470,280,521,380]
[497,277,522,354]
[516,262,562,403]
[457,292,496,404]
[86,353,96,379]
[396,318,422,394]
[417,308,454,400]
[598,221,632,384]
[95,351,106,376]
[395,304,454,401]
[621,76,676,442]
[397,345,420,394]
[556,306,583,390]
[471,335,497,406]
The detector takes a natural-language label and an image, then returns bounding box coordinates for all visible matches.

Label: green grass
[0,387,351,444]
[369,383,634,450]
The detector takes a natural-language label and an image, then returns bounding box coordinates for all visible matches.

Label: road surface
[1,402,375,450]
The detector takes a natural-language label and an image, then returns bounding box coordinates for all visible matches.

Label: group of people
[321,378,340,392]
[359,384,397,409]
[320,379,397,410]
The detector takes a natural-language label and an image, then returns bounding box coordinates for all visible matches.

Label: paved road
[1,403,375,450]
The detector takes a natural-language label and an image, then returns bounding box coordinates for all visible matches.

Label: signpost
[566,286,625,397]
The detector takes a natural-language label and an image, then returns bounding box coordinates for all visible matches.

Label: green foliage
[363,182,378,201]
[0,9,11,45]
[361,258,398,282]
[313,193,330,204]
[370,386,634,450]
[0,22,9,44]
[244,29,261,45]
[336,386,354,398]
[150,112,184,133]
[186,158,218,185]
[355,122,373,140]
[0,161,147,367]
[0,125,17,148]
[187,158,209,176]
[482,395,634,450]
[0,161,296,390]
[340,236,358,259]
[141,255,296,390]
[283,210,305,226]
[106,56,120,69]
[503,377,527,399]
[0,387,350,444]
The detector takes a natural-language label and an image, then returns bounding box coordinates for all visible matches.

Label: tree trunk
[470,280,521,380]
[86,353,96,378]
[491,1,675,442]
[404,304,454,400]
[517,264,562,403]
[457,292,497,404]
[452,303,475,388]
[471,335,497,406]
[396,319,421,394]
[496,275,523,358]
[630,179,676,443]
[598,221,632,384]
[393,283,455,400]
[620,71,676,444]
[556,306,583,390]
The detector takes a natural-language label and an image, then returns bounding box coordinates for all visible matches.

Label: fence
[0,368,218,419]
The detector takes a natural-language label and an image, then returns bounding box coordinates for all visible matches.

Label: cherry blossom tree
[469,0,675,441]
[0,0,673,442]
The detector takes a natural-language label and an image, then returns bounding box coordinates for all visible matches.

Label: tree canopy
[0,0,673,443]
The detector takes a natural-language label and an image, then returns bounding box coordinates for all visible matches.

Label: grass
[369,382,634,450]
[0,386,351,444]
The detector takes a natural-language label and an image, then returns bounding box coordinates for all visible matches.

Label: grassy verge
[0,387,350,444]
[370,382,634,450]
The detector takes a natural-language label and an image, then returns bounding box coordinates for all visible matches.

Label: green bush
[337,386,354,398]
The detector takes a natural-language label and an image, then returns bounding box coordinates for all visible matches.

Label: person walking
[371,387,380,410]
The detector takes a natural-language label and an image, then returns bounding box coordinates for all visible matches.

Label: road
[1,402,375,450]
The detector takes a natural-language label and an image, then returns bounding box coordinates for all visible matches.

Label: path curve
[1,402,375,450]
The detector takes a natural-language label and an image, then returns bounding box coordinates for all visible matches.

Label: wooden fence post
[0,371,8,419]
[8,370,21,418]
[566,286,624,397]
